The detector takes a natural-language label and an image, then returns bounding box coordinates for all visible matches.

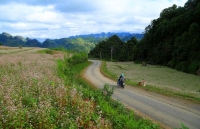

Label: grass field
[105,61,200,102]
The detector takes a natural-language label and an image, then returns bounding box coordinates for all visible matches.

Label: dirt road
[84,60,200,129]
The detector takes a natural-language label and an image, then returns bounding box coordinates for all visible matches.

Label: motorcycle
[117,79,125,88]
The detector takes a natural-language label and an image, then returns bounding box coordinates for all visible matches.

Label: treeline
[89,35,138,62]
[89,0,200,75]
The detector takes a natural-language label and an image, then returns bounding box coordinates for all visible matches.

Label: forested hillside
[41,37,99,52]
[0,32,41,47]
[89,0,200,75]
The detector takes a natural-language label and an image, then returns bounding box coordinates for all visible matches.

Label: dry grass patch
[0,46,46,55]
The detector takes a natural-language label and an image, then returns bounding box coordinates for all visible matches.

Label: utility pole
[111,46,113,62]
[100,51,102,60]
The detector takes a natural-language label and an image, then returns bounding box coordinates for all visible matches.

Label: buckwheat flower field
[0,47,111,128]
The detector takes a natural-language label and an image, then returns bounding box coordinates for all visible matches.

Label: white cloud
[0,0,187,39]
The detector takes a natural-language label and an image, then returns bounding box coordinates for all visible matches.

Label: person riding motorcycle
[118,74,125,88]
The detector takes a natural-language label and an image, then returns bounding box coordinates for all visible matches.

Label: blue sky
[0,0,187,39]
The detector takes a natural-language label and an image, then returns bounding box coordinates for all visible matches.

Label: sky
[0,0,187,40]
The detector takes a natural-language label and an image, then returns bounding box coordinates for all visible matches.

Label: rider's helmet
[121,74,124,77]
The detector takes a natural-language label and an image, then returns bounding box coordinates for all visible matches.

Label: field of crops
[0,47,158,128]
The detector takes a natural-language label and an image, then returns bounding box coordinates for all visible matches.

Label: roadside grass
[101,61,200,102]
[0,48,159,129]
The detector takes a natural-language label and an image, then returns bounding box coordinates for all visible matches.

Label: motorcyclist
[118,74,125,86]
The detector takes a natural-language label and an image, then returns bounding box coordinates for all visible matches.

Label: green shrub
[67,52,88,66]
[37,49,53,54]
[44,49,53,54]
[102,84,114,100]
[52,47,66,52]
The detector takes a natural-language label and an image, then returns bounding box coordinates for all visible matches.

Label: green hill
[41,37,102,52]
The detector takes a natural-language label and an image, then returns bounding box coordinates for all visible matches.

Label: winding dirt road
[84,60,200,129]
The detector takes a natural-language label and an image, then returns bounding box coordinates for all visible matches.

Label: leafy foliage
[101,84,114,100]
[66,52,88,66]
[89,35,139,61]
[89,0,200,75]
[137,0,200,74]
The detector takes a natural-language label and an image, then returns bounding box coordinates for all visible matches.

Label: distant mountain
[0,32,101,52]
[0,32,144,52]
[40,32,144,52]
[0,32,41,47]
[41,37,100,52]
[69,32,144,42]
